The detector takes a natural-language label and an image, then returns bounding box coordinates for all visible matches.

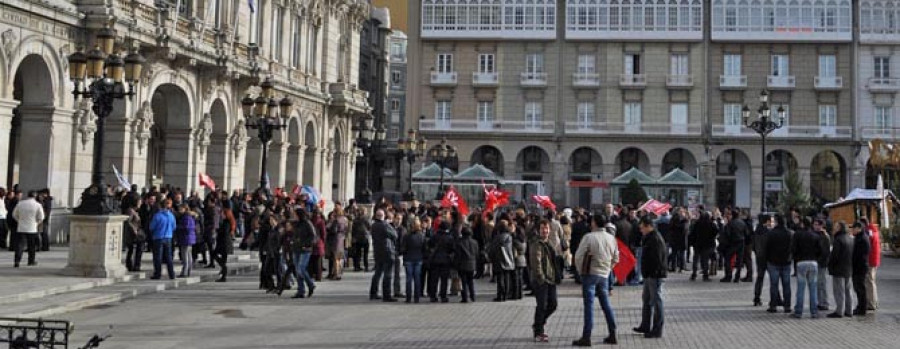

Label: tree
[778,167,812,215]
[620,178,648,207]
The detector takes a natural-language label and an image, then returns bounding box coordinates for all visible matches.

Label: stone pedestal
[61,215,128,278]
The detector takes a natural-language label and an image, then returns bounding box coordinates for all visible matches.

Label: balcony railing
[572,72,601,88]
[565,122,701,136]
[666,74,694,89]
[472,72,499,87]
[520,72,548,88]
[419,119,553,134]
[712,124,851,138]
[719,75,747,89]
[867,77,900,92]
[767,75,796,89]
[430,71,457,86]
[814,76,843,90]
[861,127,900,140]
[619,74,647,88]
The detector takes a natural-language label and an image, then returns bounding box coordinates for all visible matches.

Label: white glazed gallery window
[525,102,543,129]
[624,102,642,133]
[577,102,595,129]
[624,54,641,75]
[391,99,401,111]
[291,15,302,68]
[724,104,742,135]
[477,101,494,130]
[435,101,452,129]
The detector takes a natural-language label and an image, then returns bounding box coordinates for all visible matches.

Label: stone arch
[148,83,194,191]
[285,115,302,188]
[662,148,698,175]
[6,54,55,190]
[302,120,318,185]
[715,149,752,209]
[615,147,650,174]
[810,150,846,206]
[765,149,798,178]
[7,36,66,105]
[569,147,603,208]
[146,69,198,128]
[470,145,505,176]
[206,98,229,189]
[516,146,550,200]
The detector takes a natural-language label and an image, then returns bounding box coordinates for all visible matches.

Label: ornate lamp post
[398,129,427,201]
[68,27,145,215]
[354,115,385,204]
[428,138,456,200]
[240,77,293,199]
[742,90,785,214]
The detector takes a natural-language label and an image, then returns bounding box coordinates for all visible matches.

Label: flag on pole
[612,238,636,285]
[878,174,890,229]
[532,195,556,211]
[483,182,510,214]
[441,186,469,216]
[112,164,130,190]
[638,199,672,216]
[198,172,216,190]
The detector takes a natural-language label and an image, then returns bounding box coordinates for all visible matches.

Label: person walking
[850,222,870,316]
[862,218,880,311]
[690,211,718,282]
[827,222,854,318]
[175,204,197,278]
[291,210,318,299]
[572,214,619,346]
[214,198,236,282]
[327,206,350,280]
[455,227,479,303]
[149,199,176,280]
[369,210,398,302]
[11,191,44,268]
[791,217,825,318]
[633,216,667,339]
[766,215,793,313]
[490,221,515,302]
[530,219,559,343]
[753,214,773,306]
[813,218,831,311]
[351,209,371,272]
[721,210,748,283]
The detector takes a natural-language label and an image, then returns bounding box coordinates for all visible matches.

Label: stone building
[406,0,868,211]
[357,6,396,196]
[0,0,372,240]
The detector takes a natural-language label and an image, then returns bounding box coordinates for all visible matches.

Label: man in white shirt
[572,214,620,346]
[12,190,45,267]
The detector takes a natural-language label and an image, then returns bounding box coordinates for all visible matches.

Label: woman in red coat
[309,208,327,282]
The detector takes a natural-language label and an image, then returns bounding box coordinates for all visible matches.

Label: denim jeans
[630,247,644,284]
[581,274,617,339]
[767,263,792,310]
[404,261,423,300]
[152,238,175,279]
[816,264,829,308]
[639,278,665,336]
[795,261,819,316]
[370,259,394,298]
[292,251,314,296]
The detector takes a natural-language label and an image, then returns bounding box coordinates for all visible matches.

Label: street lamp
[742,90,785,214]
[68,26,145,215]
[398,129,427,201]
[240,77,293,200]
[428,138,456,200]
[355,115,385,204]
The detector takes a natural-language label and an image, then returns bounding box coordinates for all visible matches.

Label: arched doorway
[285,117,301,188]
[662,148,698,175]
[7,54,54,191]
[569,147,602,208]
[810,151,846,206]
[765,150,798,210]
[516,146,550,201]
[471,145,504,176]
[148,84,193,191]
[302,121,318,186]
[207,99,229,190]
[715,149,752,209]
[615,147,650,174]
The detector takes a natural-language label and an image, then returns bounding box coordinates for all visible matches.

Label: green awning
[657,168,703,187]
[412,163,455,179]
[454,164,499,182]
[610,167,656,186]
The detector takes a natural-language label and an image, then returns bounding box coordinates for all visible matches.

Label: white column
[267,141,289,189]
[0,98,17,187]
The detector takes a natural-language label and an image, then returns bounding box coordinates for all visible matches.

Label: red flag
[274,187,284,198]
[483,183,510,214]
[198,173,216,190]
[638,199,671,215]
[291,184,301,196]
[613,238,636,285]
[532,195,556,211]
[441,186,469,216]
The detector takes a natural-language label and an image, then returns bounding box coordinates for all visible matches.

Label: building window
[390,42,405,61]
[478,101,494,129]
[271,6,283,61]
[422,0,553,34]
[771,55,789,76]
[875,57,891,78]
[670,103,688,133]
[525,102,542,128]
[577,55,596,74]
[391,99,401,111]
[670,54,689,75]
[249,0,261,45]
[435,101,452,129]
[724,54,742,76]
[876,106,893,130]
[307,23,318,74]
[724,104,742,126]
[526,53,544,74]
[624,102,641,132]
[391,71,401,85]
[713,0,851,33]
[437,53,454,73]
[565,0,702,33]
[577,102,595,127]
[818,55,836,77]
[861,0,900,34]
[819,105,837,127]
[624,53,641,75]
[479,54,496,73]
[291,15,302,68]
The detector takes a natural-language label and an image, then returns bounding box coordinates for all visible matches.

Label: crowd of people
[0,186,54,267]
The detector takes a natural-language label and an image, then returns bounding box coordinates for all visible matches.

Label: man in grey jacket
[572,214,619,346]
[369,209,398,302]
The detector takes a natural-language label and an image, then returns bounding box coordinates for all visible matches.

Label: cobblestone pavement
[61,256,900,349]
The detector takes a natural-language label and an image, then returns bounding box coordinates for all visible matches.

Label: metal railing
[619,74,647,87]
[666,74,694,88]
[767,75,796,89]
[472,72,499,86]
[0,317,72,349]
[520,72,548,87]
[572,72,601,87]
[814,76,843,90]
[430,71,458,86]
[719,75,747,89]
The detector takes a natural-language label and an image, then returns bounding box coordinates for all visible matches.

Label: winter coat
[690,217,718,250]
[123,209,144,245]
[766,226,793,266]
[454,236,479,272]
[512,233,528,268]
[490,231,515,271]
[400,231,426,263]
[668,215,688,249]
[176,213,197,246]
[528,238,558,286]
[216,209,236,255]
[574,229,619,278]
[11,198,44,233]
[867,225,882,268]
[723,218,749,247]
[852,232,870,276]
[429,230,455,267]
[791,229,823,262]
[828,230,853,278]
[149,209,176,240]
[371,219,397,262]
[641,230,668,279]
[752,225,770,264]
[291,219,318,254]
[312,216,327,257]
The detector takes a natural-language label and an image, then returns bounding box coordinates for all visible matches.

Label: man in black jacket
[633,216,667,339]
[369,209,398,302]
[850,222,870,316]
[752,214,773,306]
[790,217,824,318]
[690,211,717,281]
[570,213,591,283]
[455,227,479,303]
[827,221,854,318]
[721,210,749,283]
[766,214,793,313]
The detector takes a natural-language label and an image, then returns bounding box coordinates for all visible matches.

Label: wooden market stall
[824,188,897,227]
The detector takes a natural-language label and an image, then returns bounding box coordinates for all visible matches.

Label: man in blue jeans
[634,216,668,339]
[792,217,825,318]
[766,214,794,313]
[370,210,398,302]
[149,199,176,280]
[291,212,318,298]
[573,214,619,346]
